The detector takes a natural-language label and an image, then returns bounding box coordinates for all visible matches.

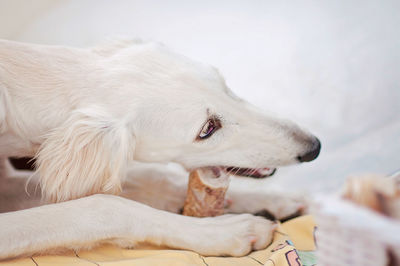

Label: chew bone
[183,167,230,217]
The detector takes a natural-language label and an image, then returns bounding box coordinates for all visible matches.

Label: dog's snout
[297,137,321,163]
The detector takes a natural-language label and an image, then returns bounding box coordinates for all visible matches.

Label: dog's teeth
[259,168,273,175]
[258,167,275,176]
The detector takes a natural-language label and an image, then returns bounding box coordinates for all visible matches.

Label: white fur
[36,107,135,202]
[0,39,315,259]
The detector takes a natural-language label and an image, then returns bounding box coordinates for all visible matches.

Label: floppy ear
[35,107,135,203]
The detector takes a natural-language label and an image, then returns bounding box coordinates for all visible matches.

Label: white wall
[1,0,399,191]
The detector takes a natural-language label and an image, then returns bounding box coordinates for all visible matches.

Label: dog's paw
[193,214,276,256]
[257,194,307,221]
[227,190,308,221]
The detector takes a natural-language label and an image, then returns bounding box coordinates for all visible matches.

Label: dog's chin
[200,166,277,179]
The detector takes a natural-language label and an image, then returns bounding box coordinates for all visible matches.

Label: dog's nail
[297,205,305,212]
[248,236,257,243]
[224,198,233,207]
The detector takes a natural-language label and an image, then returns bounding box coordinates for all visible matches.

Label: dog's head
[119,43,321,178]
[36,41,320,202]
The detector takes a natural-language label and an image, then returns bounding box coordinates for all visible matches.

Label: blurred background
[1,0,399,192]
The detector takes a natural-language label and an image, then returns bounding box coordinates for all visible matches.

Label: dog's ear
[35,107,135,203]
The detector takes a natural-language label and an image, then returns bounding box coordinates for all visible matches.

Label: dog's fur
[0,39,320,260]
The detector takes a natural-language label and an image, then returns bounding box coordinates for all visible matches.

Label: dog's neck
[0,40,101,156]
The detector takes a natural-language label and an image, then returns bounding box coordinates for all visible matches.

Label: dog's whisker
[251,168,258,177]
[234,168,241,176]
[226,168,233,176]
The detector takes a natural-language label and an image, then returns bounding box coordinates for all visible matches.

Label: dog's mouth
[202,166,276,178]
[195,166,277,179]
[223,167,277,178]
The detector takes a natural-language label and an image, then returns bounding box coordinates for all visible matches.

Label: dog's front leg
[226,180,307,220]
[121,163,188,213]
[121,163,306,219]
[0,194,276,260]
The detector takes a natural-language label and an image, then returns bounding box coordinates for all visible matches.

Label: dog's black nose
[297,138,321,162]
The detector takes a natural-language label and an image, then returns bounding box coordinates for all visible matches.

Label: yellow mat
[1,215,317,266]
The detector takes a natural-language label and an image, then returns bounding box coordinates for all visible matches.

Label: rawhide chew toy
[183,168,230,217]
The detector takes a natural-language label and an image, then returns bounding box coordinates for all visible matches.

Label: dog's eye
[197,118,221,140]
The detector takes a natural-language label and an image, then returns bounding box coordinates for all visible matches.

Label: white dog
[0,39,320,260]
